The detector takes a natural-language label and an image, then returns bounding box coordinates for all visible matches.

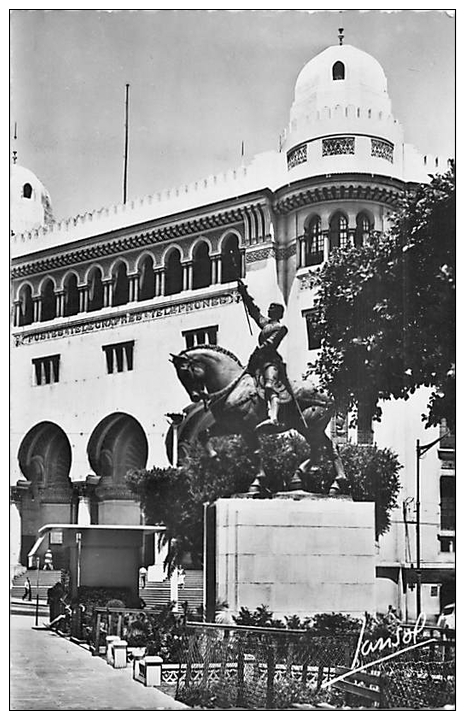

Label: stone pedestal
[206,494,376,620]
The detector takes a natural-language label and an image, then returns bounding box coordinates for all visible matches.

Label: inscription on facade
[13,291,241,346]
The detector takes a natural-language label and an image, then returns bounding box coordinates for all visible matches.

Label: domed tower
[10,163,54,236]
[283,37,404,180]
[282,34,411,388]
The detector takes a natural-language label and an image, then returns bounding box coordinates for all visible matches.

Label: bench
[332,666,385,707]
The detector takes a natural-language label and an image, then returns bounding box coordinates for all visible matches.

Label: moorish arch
[17,422,73,564]
[18,421,72,491]
[87,413,148,497]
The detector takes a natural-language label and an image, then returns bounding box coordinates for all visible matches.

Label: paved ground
[10,614,187,710]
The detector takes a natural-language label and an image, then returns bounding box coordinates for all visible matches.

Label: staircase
[140,569,203,612]
[10,570,62,601]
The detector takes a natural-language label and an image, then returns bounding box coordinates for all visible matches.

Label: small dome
[10,163,54,236]
[294,44,388,102]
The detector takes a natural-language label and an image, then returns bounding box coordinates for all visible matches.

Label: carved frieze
[245,247,275,263]
[276,243,297,261]
[12,208,246,279]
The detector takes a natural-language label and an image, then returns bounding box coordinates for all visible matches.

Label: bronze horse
[170,344,348,497]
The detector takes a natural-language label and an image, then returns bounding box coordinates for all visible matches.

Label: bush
[177,678,332,709]
[176,683,218,708]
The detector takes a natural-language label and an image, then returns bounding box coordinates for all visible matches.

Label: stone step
[140,570,203,611]
[11,570,63,601]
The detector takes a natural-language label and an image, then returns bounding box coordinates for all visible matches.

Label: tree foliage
[309,169,455,430]
[126,434,401,569]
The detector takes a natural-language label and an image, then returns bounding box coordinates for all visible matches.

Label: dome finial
[338,27,344,45]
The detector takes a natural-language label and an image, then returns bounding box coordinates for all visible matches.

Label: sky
[10,9,455,222]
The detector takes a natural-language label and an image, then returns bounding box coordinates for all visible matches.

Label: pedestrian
[47,582,63,623]
[43,549,54,570]
[22,577,32,601]
[139,566,147,589]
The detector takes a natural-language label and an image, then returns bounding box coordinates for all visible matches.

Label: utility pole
[415,429,451,618]
[415,438,421,618]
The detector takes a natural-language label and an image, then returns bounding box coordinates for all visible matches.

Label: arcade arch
[18,421,72,490]
[87,413,148,486]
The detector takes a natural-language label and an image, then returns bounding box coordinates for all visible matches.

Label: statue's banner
[13,290,240,346]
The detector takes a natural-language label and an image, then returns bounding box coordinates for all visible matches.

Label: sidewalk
[10,614,188,710]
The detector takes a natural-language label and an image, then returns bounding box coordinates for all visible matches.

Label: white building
[10,37,454,621]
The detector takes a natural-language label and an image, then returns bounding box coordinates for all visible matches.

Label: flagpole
[123,83,130,205]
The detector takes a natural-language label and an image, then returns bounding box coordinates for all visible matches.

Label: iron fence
[175,623,358,709]
[174,623,455,709]
[78,611,455,708]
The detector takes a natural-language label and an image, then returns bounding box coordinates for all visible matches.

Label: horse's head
[170,352,210,405]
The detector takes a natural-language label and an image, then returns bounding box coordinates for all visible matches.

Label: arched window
[23,183,32,199]
[355,212,371,247]
[64,273,80,317]
[138,255,155,302]
[113,262,129,306]
[18,284,34,326]
[221,234,242,283]
[303,216,324,266]
[87,267,104,312]
[40,279,56,322]
[329,212,349,251]
[332,61,345,81]
[192,241,212,290]
[165,249,183,296]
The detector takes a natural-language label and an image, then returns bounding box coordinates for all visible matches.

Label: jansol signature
[323,612,432,689]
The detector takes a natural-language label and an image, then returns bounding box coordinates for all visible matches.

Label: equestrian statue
[170,279,348,498]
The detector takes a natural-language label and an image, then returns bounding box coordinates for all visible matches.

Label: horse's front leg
[322,433,349,496]
[243,432,271,498]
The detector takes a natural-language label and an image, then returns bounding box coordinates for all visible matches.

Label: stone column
[213,256,222,284]
[159,269,166,296]
[13,301,21,327]
[79,286,88,313]
[103,280,113,308]
[323,230,330,262]
[182,263,189,291]
[129,274,139,302]
[299,237,306,267]
[33,297,41,322]
[56,291,65,318]
[72,481,99,525]
[154,271,160,297]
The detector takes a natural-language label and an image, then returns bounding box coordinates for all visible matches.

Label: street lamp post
[35,555,40,626]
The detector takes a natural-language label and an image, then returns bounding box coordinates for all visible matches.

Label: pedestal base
[207,496,376,620]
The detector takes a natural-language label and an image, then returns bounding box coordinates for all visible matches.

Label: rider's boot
[256,393,281,431]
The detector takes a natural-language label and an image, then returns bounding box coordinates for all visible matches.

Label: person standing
[139,566,147,589]
[22,577,32,601]
[43,549,54,570]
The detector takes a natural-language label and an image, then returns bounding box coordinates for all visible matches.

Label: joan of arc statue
[237,279,291,430]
